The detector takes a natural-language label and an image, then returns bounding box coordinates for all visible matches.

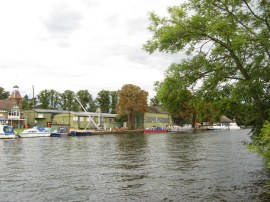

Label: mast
[74,94,100,130]
[32,85,35,109]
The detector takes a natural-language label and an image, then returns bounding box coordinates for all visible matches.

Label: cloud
[0,0,185,100]
[41,3,83,47]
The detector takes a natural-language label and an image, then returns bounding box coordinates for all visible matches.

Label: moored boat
[228,122,241,130]
[50,131,68,137]
[207,123,228,130]
[144,127,168,133]
[0,125,16,139]
[19,126,51,138]
[50,126,69,137]
[169,124,192,132]
[68,131,93,136]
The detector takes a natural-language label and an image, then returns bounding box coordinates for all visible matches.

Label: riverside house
[0,85,25,128]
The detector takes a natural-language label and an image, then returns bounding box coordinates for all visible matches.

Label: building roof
[70,111,117,118]
[9,85,22,103]
[34,109,68,114]
[220,115,233,123]
[31,109,117,118]
[0,100,18,111]
[147,106,169,114]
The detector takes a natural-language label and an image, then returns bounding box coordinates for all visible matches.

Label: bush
[250,121,270,168]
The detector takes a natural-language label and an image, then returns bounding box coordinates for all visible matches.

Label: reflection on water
[0,129,269,201]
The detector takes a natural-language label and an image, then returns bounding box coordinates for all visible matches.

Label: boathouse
[23,109,120,130]
[135,106,173,129]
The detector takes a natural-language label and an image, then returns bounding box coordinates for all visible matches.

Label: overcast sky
[0,0,184,99]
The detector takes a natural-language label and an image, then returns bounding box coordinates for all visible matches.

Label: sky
[0,0,184,99]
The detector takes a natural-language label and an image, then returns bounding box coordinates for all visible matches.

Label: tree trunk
[127,110,134,129]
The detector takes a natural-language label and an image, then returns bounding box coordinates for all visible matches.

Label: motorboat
[169,124,192,132]
[0,125,16,139]
[207,123,229,130]
[228,122,241,130]
[19,126,51,138]
[50,126,69,137]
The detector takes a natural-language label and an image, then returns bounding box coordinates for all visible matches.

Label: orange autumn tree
[116,84,148,129]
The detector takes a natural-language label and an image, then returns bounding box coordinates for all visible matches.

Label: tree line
[0,87,118,113]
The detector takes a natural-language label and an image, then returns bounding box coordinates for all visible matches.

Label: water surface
[0,129,269,201]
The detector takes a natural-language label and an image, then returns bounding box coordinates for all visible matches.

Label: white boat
[0,125,16,139]
[19,126,51,138]
[228,122,241,130]
[169,124,192,131]
[207,123,228,130]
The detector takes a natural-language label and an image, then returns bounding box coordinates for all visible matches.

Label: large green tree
[144,0,270,134]
[116,84,148,129]
[154,77,198,127]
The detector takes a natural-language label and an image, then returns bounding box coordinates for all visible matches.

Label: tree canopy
[116,84,148,129]
[144,0,270,133]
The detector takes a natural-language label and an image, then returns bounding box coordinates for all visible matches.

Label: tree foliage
[144,0,270,133]
[116,84,148,129]
[96,90,111,113]
[37,89,60,109]
[0,87,10,99]
[149,95,160,106]
[60,90,79,111]
[250,121,270,168]
[20,95,31,110]
[76,90,94,112]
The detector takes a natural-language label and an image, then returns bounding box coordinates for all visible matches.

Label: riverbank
[92,129,144,135]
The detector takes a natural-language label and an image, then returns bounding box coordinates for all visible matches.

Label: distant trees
[116,84,148,129]
[96,90,118,113]
[96,90,111,113]
[59,90,79,111]
[76,90,95,112]
[8,87,119,114]
[20,95,32,110]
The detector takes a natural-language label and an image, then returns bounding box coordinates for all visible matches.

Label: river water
[0,129,269,201]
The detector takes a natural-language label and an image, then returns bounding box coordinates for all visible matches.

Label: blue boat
[0,125,16,139]
[50,126,69,137]
[68,131,93,136]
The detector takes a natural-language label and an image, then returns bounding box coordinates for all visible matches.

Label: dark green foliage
[76,90,94,112]
[0,87,10,99]
[96,90,111,113]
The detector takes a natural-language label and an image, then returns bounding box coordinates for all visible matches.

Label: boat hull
[19,133,51,138]
[50,132,68,137]
[68,131,93,136]
[0,134,16,139]
[0,125,16,139]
